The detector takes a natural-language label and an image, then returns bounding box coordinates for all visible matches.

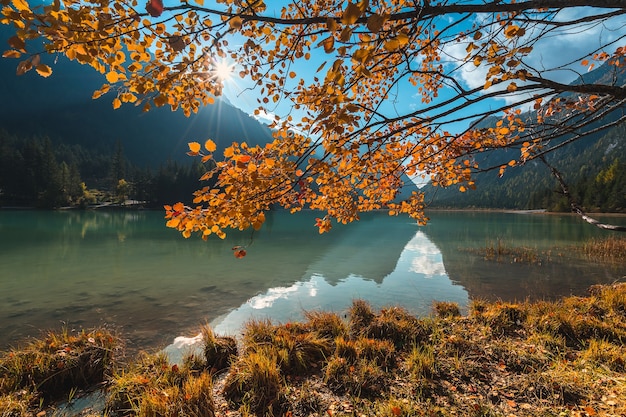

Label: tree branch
[540,156,626,232]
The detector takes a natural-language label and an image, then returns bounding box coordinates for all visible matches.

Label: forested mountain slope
[423,62,626,212]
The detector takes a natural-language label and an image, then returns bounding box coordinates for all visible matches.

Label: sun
[212,59,235,82]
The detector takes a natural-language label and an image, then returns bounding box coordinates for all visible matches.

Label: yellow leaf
[504,25,520,38]
[188,142,201,153]
[106,71,119,83]
[35,64,52,78]
[166,218,181,228]
[194,0,204,5]
[11,0,30,12]
[112,98,122,109]
[204,139,216,152]
[383,39,400,52]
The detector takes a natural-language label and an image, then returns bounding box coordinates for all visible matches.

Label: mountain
[423,61,626,212]
[0,27,274,168]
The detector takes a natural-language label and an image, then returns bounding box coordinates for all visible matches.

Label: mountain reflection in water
[212,229,468,335]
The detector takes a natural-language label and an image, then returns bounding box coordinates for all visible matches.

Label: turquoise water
[0,210,623,350]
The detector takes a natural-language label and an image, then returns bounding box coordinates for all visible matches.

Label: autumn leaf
[233,247,247,258]
[341,2,361,25]
[35,64,52,78]
[11,0,30,12]
[2,50,21,59]
[145,0,164,17]
[7,36,25,51]
[168,36,186,52]
[204,139,216,152]
[229,16,243,30]
[106,71,119,83]
[188,142,201,154]
[367,13,387,33]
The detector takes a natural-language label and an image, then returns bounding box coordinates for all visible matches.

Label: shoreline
[1,284,625,417]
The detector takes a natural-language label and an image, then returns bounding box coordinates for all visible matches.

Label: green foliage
[0,129,213,208]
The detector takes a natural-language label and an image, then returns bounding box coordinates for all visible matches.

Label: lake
[0,209,624,351]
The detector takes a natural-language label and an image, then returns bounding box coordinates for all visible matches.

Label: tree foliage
[2,0,625,243]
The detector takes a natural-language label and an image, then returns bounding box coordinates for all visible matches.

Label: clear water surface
[0,210,623,351]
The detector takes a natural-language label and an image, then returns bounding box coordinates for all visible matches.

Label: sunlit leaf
[204,139,216,152]
[35,64,52,77]
[2,50,21,58]
[11,0,30,12]
[188,142,201,153]
[106,71,119,83]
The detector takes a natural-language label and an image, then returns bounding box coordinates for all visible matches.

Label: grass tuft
[433,301,461,318]
[0,327,119,404]
[222,348,283,415]
[201,325,237,373]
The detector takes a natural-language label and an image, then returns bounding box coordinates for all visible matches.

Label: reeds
[578,236,626,263]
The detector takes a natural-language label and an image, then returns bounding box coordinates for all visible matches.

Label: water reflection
[212,230,468,335]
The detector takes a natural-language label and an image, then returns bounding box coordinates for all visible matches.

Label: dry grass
[578,236,626,263]
[0,326,119,415]
[3,285,626,417]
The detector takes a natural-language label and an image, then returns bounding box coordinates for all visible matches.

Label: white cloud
[439,9,624,108]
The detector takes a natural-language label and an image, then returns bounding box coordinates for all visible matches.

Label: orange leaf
[229,16,243,29]
[188,142,201,153]
[35,64,52,78]
[204,139,216,152]
[237,155,251,163]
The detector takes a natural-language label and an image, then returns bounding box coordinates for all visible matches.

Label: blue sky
[211,3,625,134]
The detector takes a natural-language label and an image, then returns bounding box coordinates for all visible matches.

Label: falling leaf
[233,248,247,258]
